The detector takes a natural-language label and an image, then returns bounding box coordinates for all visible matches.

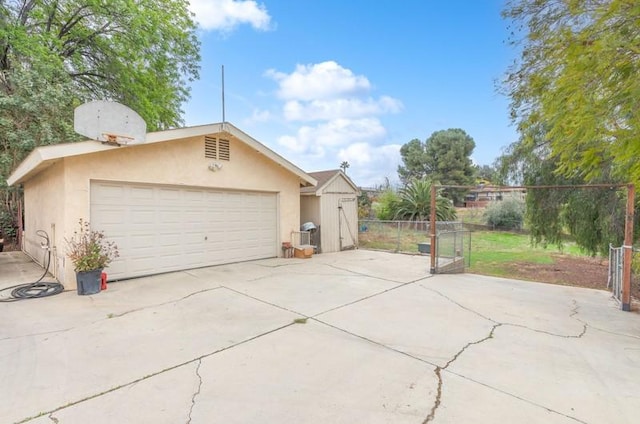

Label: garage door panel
[91,182,278,280]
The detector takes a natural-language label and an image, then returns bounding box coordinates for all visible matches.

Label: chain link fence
[358,220,462,253]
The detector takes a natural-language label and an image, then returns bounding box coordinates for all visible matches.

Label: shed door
[90,181,278,280]
[338,197,358,250]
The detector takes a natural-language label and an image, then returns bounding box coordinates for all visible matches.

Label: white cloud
[277,118,386,155]
[266,61,371,101]
[244,108,272,124]
[338,143,402,187]
[189,0,272,32]
[283,96,403,121]
[265,61,403,186]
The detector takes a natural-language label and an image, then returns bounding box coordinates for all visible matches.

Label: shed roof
[7,122,317,187]
[301,169,359,195]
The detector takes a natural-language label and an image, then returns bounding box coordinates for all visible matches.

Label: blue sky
[185,0,519,187]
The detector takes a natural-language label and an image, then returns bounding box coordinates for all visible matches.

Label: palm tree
[340,161,350,174]
[394,178,456,221]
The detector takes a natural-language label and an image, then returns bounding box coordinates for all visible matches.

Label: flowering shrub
[66,219,119,272]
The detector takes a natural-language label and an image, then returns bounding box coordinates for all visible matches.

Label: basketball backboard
[74,100,146,145]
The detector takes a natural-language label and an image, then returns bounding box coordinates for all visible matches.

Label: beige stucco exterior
[13,123,315,288]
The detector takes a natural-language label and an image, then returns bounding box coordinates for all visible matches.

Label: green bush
[484,198,525,229]
[372,188,400,220]
[0,208,16,241]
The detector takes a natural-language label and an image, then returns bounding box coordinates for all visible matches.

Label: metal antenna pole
[221,65,226,124]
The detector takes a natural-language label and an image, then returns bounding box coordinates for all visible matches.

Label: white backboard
[74,100,146,145]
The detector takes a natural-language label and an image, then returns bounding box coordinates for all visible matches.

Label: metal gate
[608,244,624,303]
[435,230,471,273]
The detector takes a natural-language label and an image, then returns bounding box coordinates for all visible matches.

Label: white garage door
[90,181,278,280]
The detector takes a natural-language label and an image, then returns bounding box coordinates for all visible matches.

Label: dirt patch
[503,254,640,301]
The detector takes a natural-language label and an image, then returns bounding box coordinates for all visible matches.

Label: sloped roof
[301,169,359,195]
[7,122,317,187]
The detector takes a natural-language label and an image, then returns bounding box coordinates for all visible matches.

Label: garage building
[7,122,316,287]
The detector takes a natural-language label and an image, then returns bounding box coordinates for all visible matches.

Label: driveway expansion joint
[186,359,203,424]
[325,263,431,285]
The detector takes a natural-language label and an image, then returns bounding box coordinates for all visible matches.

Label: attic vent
[218,139,230,160]
[204,136,230,161]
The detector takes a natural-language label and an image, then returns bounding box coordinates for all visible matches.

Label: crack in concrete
[47,413,59,423]
[106,286,224,319]
[421,285,588,339]
[568,300,640,340]
[221,286,306,317]
[424,323,502,423]
[418,286,593,423]
[2,287,226,343]
[315,315,588,424]
[326,263,431,285]
[186,359,203,424]
[14,321,297,424]
[445,369,590,423]
[223,272,431,322]
[0,327,76,342]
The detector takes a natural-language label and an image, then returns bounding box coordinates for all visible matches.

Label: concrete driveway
[1,250,639,424]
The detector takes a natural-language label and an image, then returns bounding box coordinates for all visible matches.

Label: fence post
[396,221,400,252]
[622,184,635,311]
[430,185,437,274]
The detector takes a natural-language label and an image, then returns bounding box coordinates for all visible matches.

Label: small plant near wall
[66,219,119,272]
[66,219,119,295]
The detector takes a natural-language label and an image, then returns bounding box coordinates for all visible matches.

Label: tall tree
[397,129,476,204]
[0,0,201,239]
[503,0,640,186]
[496,126,627,255]
[474,164,498,184]
[0,0,200,130]
[340,161,350,174]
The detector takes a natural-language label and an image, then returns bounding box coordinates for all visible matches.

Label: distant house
[300,170,360,253]
[464,185,526,208]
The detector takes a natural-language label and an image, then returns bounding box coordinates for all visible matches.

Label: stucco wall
[33,134,301,287]
[300,195,320,226]
[23,161,67,282]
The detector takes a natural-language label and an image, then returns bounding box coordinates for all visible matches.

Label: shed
[300,170,360,253]
[7,122,316,287]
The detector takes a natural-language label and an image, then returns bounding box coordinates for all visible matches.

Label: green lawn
[358,223,591,278]
[468,231,587,276]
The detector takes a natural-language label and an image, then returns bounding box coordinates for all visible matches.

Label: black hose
[0,230,65,302]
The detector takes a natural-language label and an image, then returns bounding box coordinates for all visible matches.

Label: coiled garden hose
[0,230,65,302]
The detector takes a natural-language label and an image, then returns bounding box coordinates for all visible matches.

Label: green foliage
[0,0,200,131]
[357,192,372,219]
[397,129,476,204]
[474,164,498,184]
[65,219,119,272]
[496,121,627,255]
[0,0,200,239]
[483,198,525,230]
[372,188,400,220]
[503,0,640,186]
[394,178,457,221]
